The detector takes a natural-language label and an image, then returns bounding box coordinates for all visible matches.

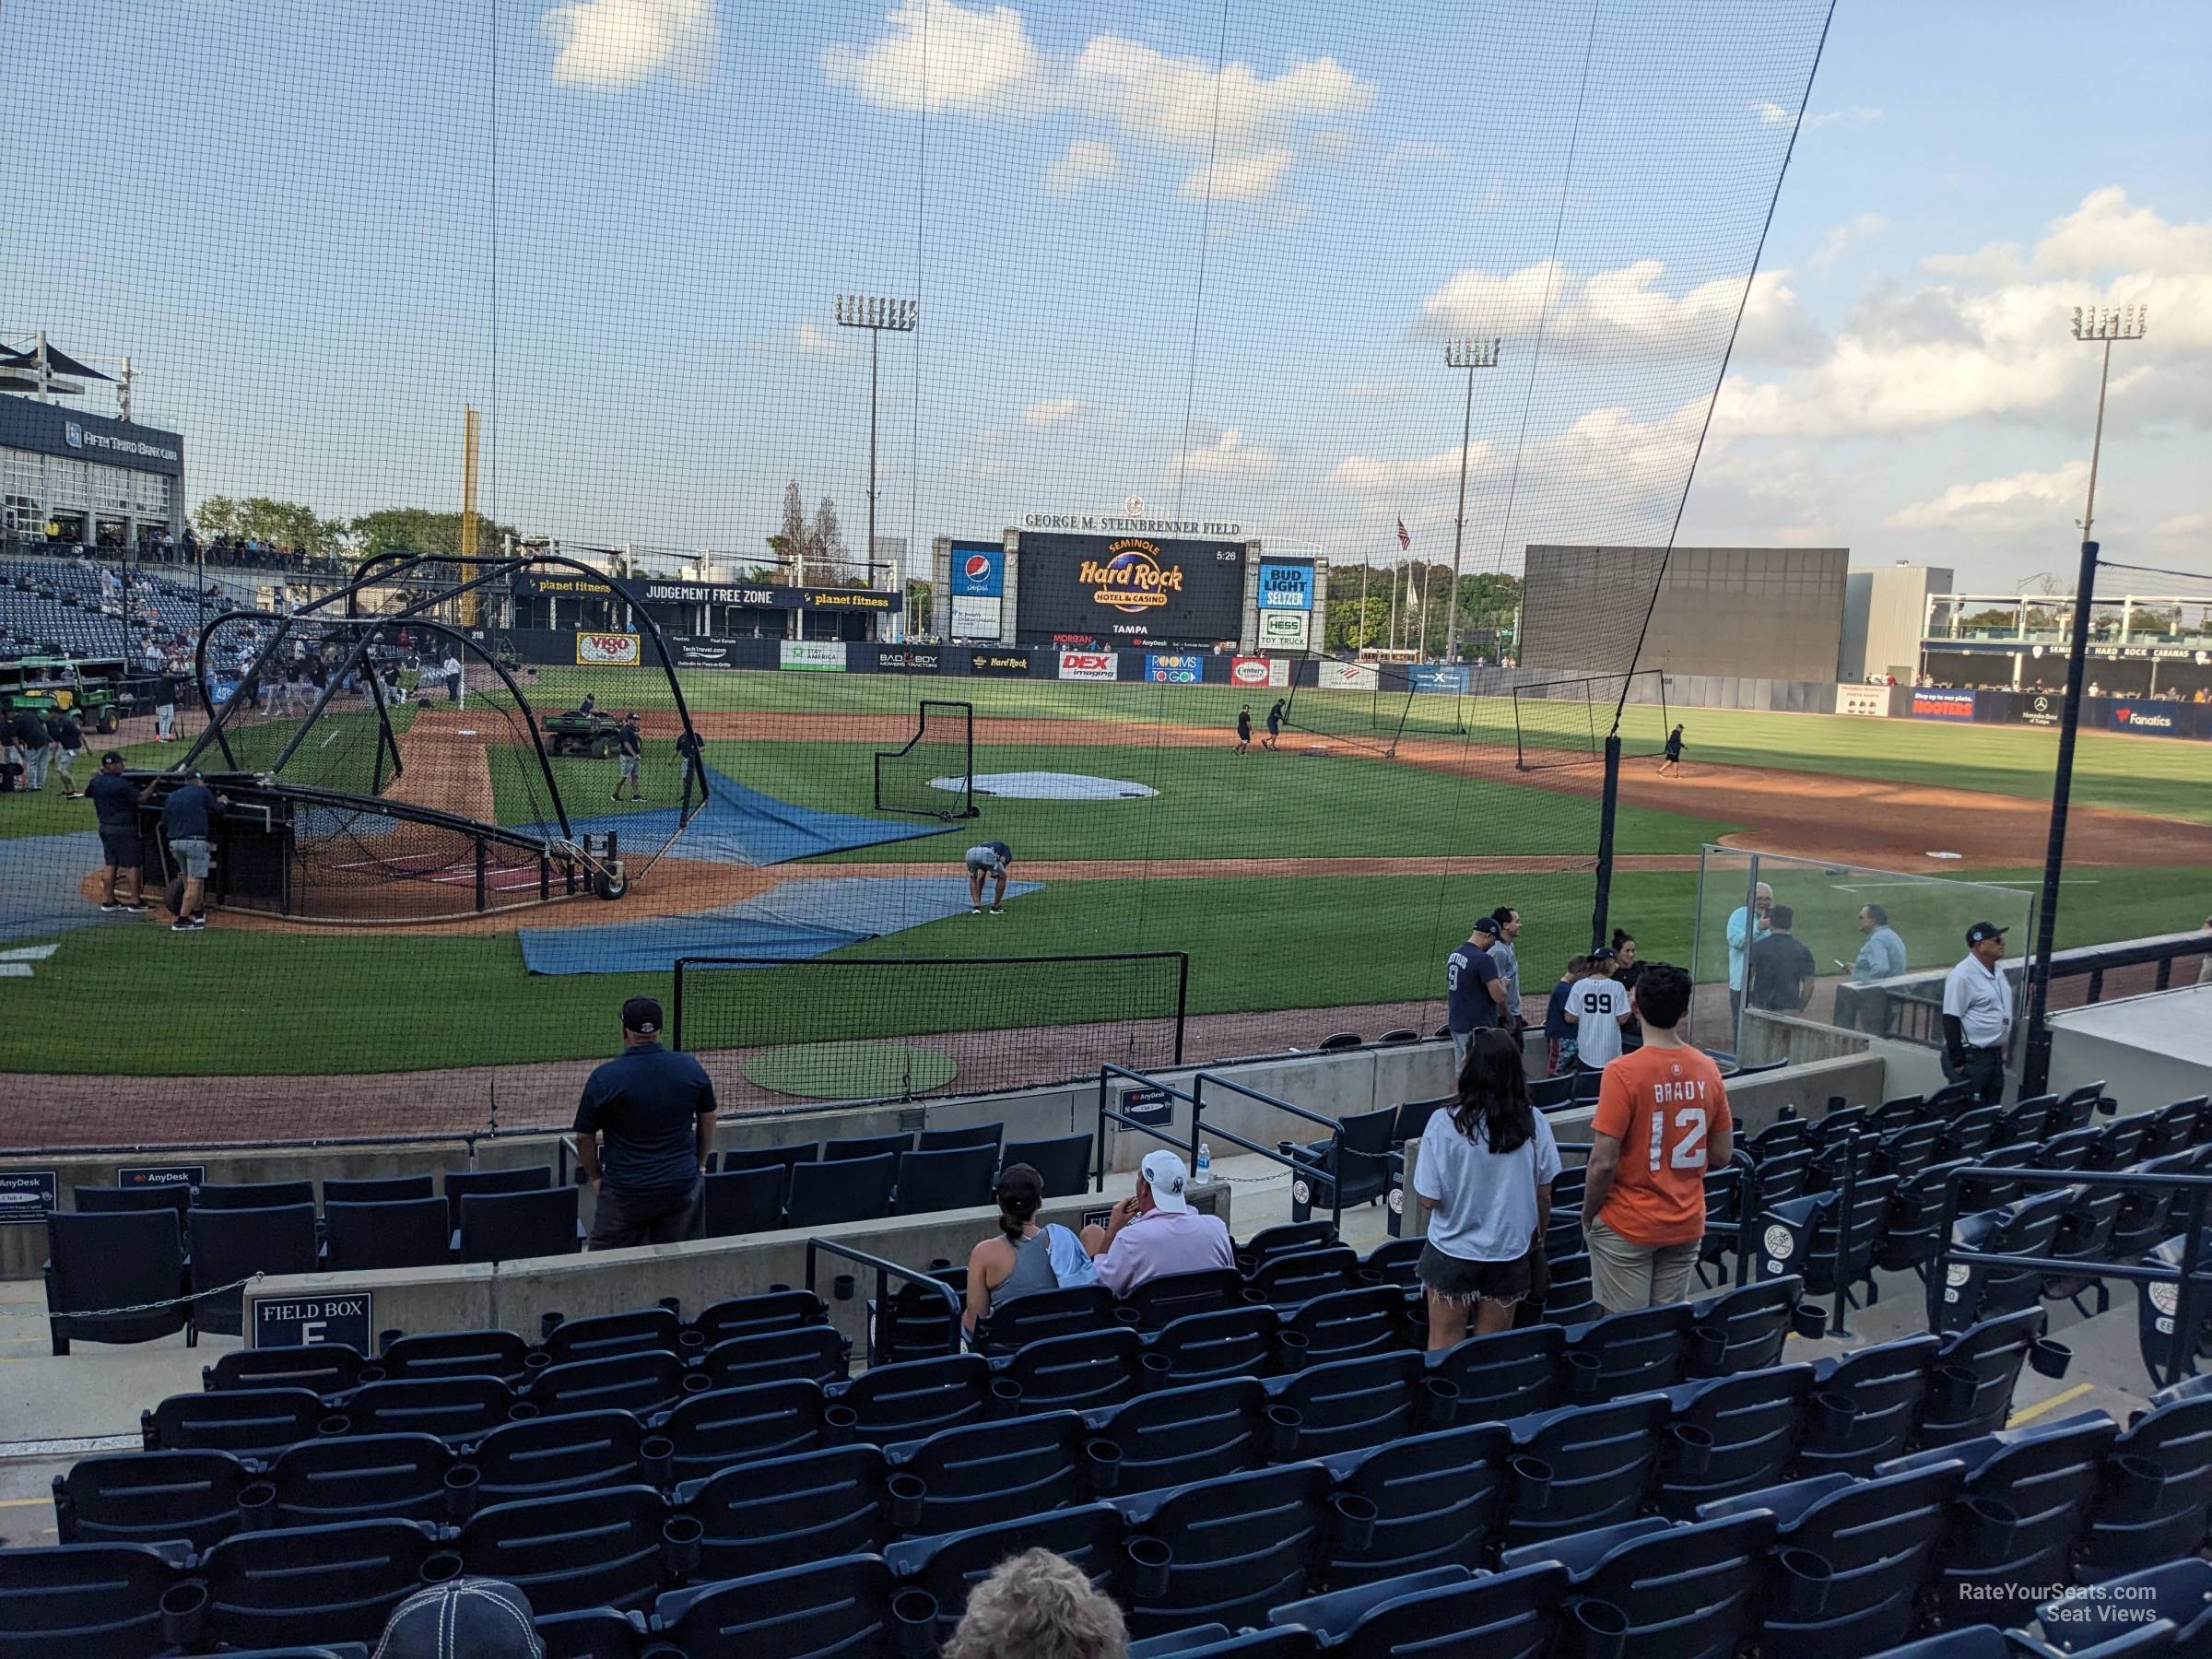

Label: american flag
[1396,517,1410,550]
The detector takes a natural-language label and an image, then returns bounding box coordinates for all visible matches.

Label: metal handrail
[804,1237,963,1361]
[1093,1065,1200,1192]
[1191,1070,1352,1235]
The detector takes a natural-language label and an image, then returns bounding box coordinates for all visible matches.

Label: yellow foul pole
[459,405,481,629]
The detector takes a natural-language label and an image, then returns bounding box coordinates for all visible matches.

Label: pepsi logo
[964,554,991,581]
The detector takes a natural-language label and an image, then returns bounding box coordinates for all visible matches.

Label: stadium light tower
[1441,338,1501,669]
[834,294,918,600]
[2022,302,2147,1094]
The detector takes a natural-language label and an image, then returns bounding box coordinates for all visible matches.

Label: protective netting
[0,0,1846,1144]
[875,700,977,819]
[1513,671,1672,771]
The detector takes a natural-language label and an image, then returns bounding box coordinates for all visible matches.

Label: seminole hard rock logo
[1079,539,1186,613]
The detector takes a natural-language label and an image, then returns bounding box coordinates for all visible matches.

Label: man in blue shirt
[1724,882,1772,1027]
[84,752,149,912]
[1853,903,1908,982]
[160,771,226,932]
[574,995,718,1249]
[1445,915,1509,1068]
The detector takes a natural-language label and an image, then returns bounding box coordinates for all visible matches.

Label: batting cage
[874,700,977,820]
[1512,671,1671,772]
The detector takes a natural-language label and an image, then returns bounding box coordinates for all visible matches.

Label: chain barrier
[53,1271,266,1322]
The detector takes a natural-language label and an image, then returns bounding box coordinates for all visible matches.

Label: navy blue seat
[0,1540,189,1659]
[1238,1221,1340,1276]
[1919,1306,2053,1446]
[539,1304,686,1366]
[190,1202,320,1335]
[1796,1332,1940,1477]
[194,1180,316,1211]
[530,1349,695,1418]
[885,1409,1093,1535]
[1114,1267,1243,1333]
[473,1408,647,1503]
[1567,1302,1692,1400]
[205,1342,368,1396]
[441,1163,551,1232]
[916,1119,1005,1156]
[699,1166,782,1238]
[1430,1324,1565,1419]
[652,1554,921,1659]
[824,1131,911,1163]
[1360,1237,1424,1289]
[1271,1350,1428,1458]
[677,1445,892,1580]
[339,1375,516,1442]
[144,1386,325,1457]
[2037,1557,2212,1654]
[894,1145,998,1215]
[457,1185,580,1264]
[976,1285,1116,1357]
[324,1197,453,1273]
[44,1209,190,1355]
[455,1485,672,1615]
[712,1140,817,1200]
[1700,1461,1965,1659]
[71,1182,193,1223]
[534,1606,643,1659]
[1002,1133,1094,1198]
[1279,1286,1407,1367]
[1290,1105,1398,1216]
[375,1325,533,1382]
[1130,1627,1323,1657]
[1878,1159,1975,1277]
[785,1152,897,1228]
[1502,1393,1670,1547]
[870,1274,964,1367]
[1530,1251,1600,1325]
[1500,1510,1781,1659]
[1938,1191,2071,1332]
[321,1174,435,1205]
[829,1352,994,1444]
[658,1379,830,1484]
[262,1432,455,1527]
[1149,1305,1283,1384]
[1242,1245,1362,1309]
[692,1288,830,1345]
[197,1517,446,1650]
[998,1326,1147,1414]
[1323,1421,1511,1583]
[1316,1559,1570,1659]
[1688,1275,1808,1374]
[697,1324,848,1391]
[2079,1388,2212,1579]
[1117,1462,1334,1639]
[888,1503,1124,1646]
[53,1449,249,1549]
[1094,1378,1277,1489]
[1654,1363,1816,1517]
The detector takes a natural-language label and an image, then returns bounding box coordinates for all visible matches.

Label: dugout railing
[1093,1065,1349,1237]
[805,1238,965,1367]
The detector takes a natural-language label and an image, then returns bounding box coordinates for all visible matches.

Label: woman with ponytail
[1413,1026,1561,1348]
[963,1162,1097,1337]
[1612,929,1644,1051]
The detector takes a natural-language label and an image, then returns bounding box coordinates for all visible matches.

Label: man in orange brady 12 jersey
[1580,962,1733,1313]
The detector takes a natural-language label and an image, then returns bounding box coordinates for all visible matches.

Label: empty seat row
[24,1387,2208,1658]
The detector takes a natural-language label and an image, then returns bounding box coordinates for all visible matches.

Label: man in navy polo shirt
[159,771,226,932]
[1445,914,1510,1068]
[85,751,148,912]
[574,995,718,1249]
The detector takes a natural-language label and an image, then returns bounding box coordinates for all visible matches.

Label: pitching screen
[1017,533,1246,646]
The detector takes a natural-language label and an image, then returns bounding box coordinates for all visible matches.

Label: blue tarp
[517,875,1040,976]
[0,830,141,945]
[547,767,951,868]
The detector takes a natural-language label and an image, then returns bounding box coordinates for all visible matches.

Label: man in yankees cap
[1078,1148,1233,1295]
[1941,921,2015,1106]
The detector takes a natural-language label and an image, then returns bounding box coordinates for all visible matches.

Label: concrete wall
[2046,986,2212,1112]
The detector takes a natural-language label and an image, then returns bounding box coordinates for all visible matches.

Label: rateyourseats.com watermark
[1962,1579,2160,1624]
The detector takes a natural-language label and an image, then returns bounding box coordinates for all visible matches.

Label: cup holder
[1510,1453,1554,1512]
[507,1401,540,1422]
[1807,1390,1861,1447]
[1667,1422,1715,1477]
[2104,1452,2169,1509]
[1275,1329,1312,1371]
[680,1371,713,1396]
[238,1481,276,1529]
[1085,1438,1124,1496]
[1421,1375,1461,1427]
[657,1512,704,1579]
[1265,1404,1302,1458]
[524,1349,553,1372]
[1124,1535,1173,1600]
[1567,1596,1628,1659]
[1690,1324,1729,1373]
[824,1404,859,1446]
[892,1589,941,1656]
[1777,1547,1832,1617]
[989,1378,1024,1418]
[2030,1337,2073,1381]
[419,1550,465,1586]
[317,1414,351,1437]
[1330,1492,1378,1553]
[1138,1352,1174,1389]
[158,1580,208,1648]
[540,1311,565,1340]
[888,1473,928,1530]
[441,1464,481,1519]
[640,1434,676,1488]
[1565,1351,1603,1398]
[1957,1495,2018,1559]
[677,1328,709,1354]
[832,1274,856,1302]
[1791,1301,1831,1340]
[354,1365,387,1385]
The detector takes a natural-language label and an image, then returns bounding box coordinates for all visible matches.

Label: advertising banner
[877,648,942,675]
[576,631,642,667]
[2018,689,2063,728]
[1146,653,1203,683]
[0,1171,55,1226]
[2112,699,2185,736]
[949,542,1006,597]
[780,641,848,673]
[969,649,1035,677]
[1257,560,1315,610]
[949,595,1002,639]
[669,636,743,669]
[1409,665,1470,694]
[1018,532,1245,642]
[1230,655,1274,688]
[1058,649,1120,682]
[1319,660,1379,690]
[1910,688,1976,722]
[1259,609,1311,649]
[1836,685,1889,717]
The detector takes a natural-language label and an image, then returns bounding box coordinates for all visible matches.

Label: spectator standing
[1079,1150,1232,1294]
[85,752,147,912]
[1582,963,1733,1313]
[1414,1028,1561,1346]
[1611,930,1643,1050]
[943,1548,1127,1659]
[1563,947,1631,1070]
[1543,955,1590,1076]
[1747,904,1817,1013]
[45,712,84,798]
[158,771,224,931]
[1488,905,1524,1025]
[1445,914,1510,1066]
[962,1163,1099,1337]
[1853,903,1908,982]
[1725,882,1773,1025]
[1941,923,2014,1105]
[573,995,717,1248]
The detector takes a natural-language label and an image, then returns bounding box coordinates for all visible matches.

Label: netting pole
[2022,535,2101,1096]
[1589,733,1620,955]
[1173,952,1189,1065]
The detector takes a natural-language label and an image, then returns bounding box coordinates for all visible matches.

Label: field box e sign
[253,1291,373,1350]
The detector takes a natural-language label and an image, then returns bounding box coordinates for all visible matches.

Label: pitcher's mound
[744,1040,959,1100]
[939,771,1158,800]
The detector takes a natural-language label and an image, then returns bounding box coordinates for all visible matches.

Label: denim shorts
[171,836,212,879]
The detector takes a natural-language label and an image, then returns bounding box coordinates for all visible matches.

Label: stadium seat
[659,1378,830,1483]
[1274,1350,1428,1457]
[973,1283,1115,1355]
[1149,1304,1283,1384]
[677,1446,893,1579]
[0,1539,190,1659]
[2078,1388,2212,1580]
[143,1386,325,1458]
[1932,1102,2005,1168]
[1118,1462,1335,1638]
[1878,1160,1975,1277]
[893,1144,998,1215]
[455,1485,673,1615]
[1919,1306,2053,1446]
[1126,1624,1324,1656]
[53,1449,250,1550]
[692,1287,830,1344]
[1756,1175,1897,1311]
[195,1518,448,1650]
[871,1275,965,1367]
[1001,1132,1094,1198]
[457,1185,580,1264]
[378,1326,535,1382]
[696,1324,849,1391]
[1313,1559,1571,1659]
[338,1375,517,1442]
[1290,1104,1398,1218]
[71,1182,194,1224]
[1939,1191,2073,1331]
[1528,1075,1576,1112]
[1318,1031,1364,1051]
[323,1196,453,1273]
[1700,1461,1964,1656]
[997,1326,1147,1414]
[1279,1285,1408,1367]
[1653,1362,1815,1516]
[194,1180,316,1211]
[43,1208,191,1354]
[1431,1324,1567,1419]
[1567,1303,1692,1400]
[539,1303,688,1366]
[321,1174,435,1205]
[1241,1244,1362,1309]
[533,1607,643,1659]
[204,1343,368,1396]
[1237,1220,1339,1275]
[916,1119,1005,1156]
[785,1151,897,1228]
[1795,1332,1942,1477]
[1094,1377,1276,1488]
[1377,1028,1420,1044]
[887,1501,1125,1645]
[441,1163,552,1232]
[1529,1251,1600,1326]
[713,1140,818,1199]
[884,1409,1092,1535]
[530,1349,696,1418]
[1504,1510,1781,1659]
[2038,1558,2212,1653]
[261,1432,455,1527]
[189,1202,320,1335]
[1688,1275,1812,1373]
[653,1553,920,1659]
[1359,1236,1424,1288]
[824,1132,912,1163]
[1502,1393,1671,1547]
[700,1165,783,1237]
[1324,1421,1511,1583]
[830,1352,994,1444]
[1114,1266,1243,1333]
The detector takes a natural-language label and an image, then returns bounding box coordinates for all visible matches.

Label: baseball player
[1234,705,1252,757]
[1265,699,1285,751]
[965,840,1013,914]
[611,712,646,803]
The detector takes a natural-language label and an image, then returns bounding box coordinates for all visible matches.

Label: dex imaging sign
[1058,650,1120,681]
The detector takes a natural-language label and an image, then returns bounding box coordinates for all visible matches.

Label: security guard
[1941,921,2014,1105]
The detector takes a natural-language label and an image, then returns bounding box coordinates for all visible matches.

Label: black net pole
[1589,733,1620,954]
[2022,536,2100,1095]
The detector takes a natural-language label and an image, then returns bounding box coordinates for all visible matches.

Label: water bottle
[1195,1142,1212,1183]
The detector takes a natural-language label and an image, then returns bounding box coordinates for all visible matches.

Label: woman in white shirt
[1413,1026,1562,1348]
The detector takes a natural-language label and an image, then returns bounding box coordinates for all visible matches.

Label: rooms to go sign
[252,1292,373,1350]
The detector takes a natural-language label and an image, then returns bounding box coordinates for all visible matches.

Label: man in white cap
[1941,921,2015,1105]
[1079,1148,1233,1296]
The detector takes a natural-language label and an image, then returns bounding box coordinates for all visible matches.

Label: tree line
[192,496,519,566]
[1321,563,1522,661]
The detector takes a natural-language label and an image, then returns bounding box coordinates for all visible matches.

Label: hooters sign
[1058,650,1119,681]
[576,632,641,667]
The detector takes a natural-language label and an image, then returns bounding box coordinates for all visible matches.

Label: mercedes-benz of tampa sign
[1018,532,1245,643]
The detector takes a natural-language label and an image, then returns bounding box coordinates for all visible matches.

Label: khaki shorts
[1583,1213,1700,1312]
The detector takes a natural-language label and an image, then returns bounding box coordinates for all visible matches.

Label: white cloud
[794,322,851,358]
[1755,100,1882,130]
[1345,380,1406,403]
[2152,512,2210,543]
[540,0,718,88]
[1385,139,1453,169]
[2034,185,2212,276]
[1022,396,1084,429]
[1416,258,1825,364]
[1923,241,2028,282]
[1810,212,1885,275]
[1045,139,1118,195]
[1172,428,1277,480]
[824,1,1374,201]
[1886,463,2089,530]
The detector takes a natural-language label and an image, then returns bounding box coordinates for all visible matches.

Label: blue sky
[3,0,2205,594]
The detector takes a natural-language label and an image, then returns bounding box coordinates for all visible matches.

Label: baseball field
[6,665,2208,1147]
